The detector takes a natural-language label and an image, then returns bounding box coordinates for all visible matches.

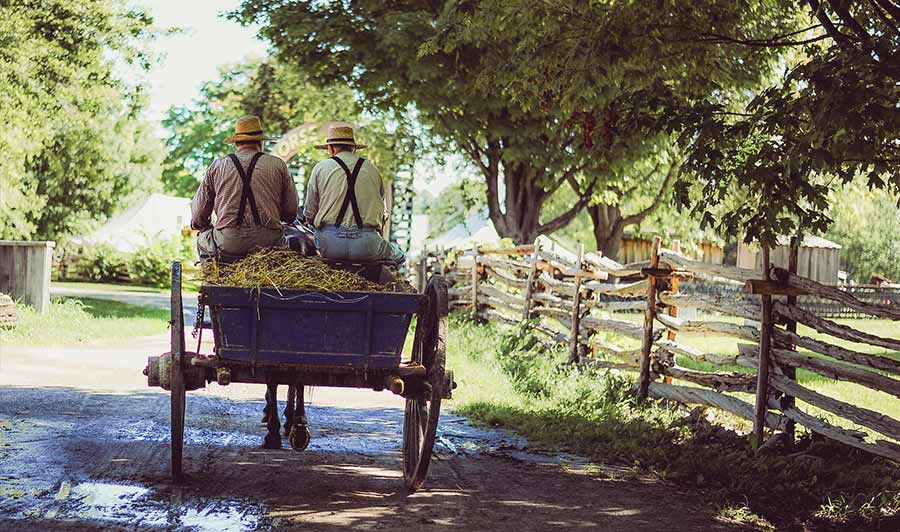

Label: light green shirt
[304,151,387,229]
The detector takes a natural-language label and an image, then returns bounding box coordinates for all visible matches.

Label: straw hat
[314,124,366,150]
[224,115,273,144]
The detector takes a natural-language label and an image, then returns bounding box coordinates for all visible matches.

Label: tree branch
[621,162,680,226]
[536,180,596,235]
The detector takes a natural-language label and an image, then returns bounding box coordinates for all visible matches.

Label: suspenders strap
[228,152,264,227]
[331,156,366,228]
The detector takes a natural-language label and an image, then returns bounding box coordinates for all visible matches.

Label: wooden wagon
[144,262,454,492]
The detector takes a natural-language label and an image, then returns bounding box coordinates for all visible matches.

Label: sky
[136,0,462,193]
[139,0,267,127]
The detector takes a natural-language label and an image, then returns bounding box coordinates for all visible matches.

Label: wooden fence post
[782,235,801,442]
[664,240,681,384]
[637,236,662,398]
[471,245,480,320]
[522,240,541,323]
[568,243,585,364]
[418,247,429,293]
[753,242,774,449]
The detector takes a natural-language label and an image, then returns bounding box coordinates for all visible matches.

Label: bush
[126,236,192,287]
[80,244,127,282]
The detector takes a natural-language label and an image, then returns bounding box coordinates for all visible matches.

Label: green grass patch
[1,297,169,346]
[446,316,900,531]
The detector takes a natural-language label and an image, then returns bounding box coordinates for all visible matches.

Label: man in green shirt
[304,125,404,264]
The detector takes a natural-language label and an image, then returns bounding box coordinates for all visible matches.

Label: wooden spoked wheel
[170,261,186,482]
[403,275,448,492]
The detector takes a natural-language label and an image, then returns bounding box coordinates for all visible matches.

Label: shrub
[80,244,127,282]
[126,236,192,287]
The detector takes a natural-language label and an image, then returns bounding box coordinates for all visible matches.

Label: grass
[52,280,168,294]
[0,297,169,346]
[446,315,900,531]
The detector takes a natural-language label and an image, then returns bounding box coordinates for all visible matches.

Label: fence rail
[413,236,900,462]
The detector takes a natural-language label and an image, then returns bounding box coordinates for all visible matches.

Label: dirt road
[0,332,753,531]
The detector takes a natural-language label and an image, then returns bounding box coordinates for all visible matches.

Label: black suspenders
[228,152,264,226]
[330,156,366,228]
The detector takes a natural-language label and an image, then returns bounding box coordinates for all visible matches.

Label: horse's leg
[289,384,311,452]
[262,382,282,449]
[261,387,271,424]
[283,385,296,438]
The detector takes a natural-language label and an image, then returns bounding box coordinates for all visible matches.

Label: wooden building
[619,237,724,265]
[737,235,841,285]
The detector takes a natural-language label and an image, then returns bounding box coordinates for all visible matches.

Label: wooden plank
[754,243,774,449]
[744,279,808,297]
[521,243,541,322]
[773,267,900,320]
[769,374,900,442]
[655,340,744,367]
[657,290,761,321]
[771,347,900,399]
[648,382,789,430]
[582,253,648,277]
[583,279,648,297]
[484,267,528,290]
[774,328,900,376]
[658,249,757,285]
[774,402,900,463]
[581,316,645,340]
[655,313,760,342]
[638,237,662,398]
[569,244,585,363]
[478,284,526,309]
[583,298,647,312]
[657,365,756,393]
[476,245,535,256]
[535,274,577,297]
[774,302,900,351]
[477,255,533,276]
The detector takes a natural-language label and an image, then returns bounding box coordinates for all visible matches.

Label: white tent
[77,193,192,253]
[427,210,500,251]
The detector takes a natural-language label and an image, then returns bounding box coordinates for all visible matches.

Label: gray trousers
[197,226,285,258]
[315,225,405,265]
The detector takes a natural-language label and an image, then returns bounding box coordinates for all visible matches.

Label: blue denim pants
[314,225,405,265]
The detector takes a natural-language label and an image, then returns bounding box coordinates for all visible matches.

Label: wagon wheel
[170,261,186,483]
[403,275,448,492]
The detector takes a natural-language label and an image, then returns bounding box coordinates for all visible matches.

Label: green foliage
[161,58,416,198]
[421,178,487,237]
[826,182,900,283]
[234,0,796,244]
[449,318,900,529]
[80,245,127,283]
[0,0,164,240]
[126,237,193,287]
[679,3,900,245]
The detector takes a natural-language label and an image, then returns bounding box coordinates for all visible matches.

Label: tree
[679,1,900,246]
[234,0,611,243]
[420,0,798,255]
[162,58,417,198]
[826,181,900,283]
[0,0,162,241]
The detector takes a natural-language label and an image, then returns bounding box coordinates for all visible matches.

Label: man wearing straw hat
[191,115,299,258]
[304,124,404,264]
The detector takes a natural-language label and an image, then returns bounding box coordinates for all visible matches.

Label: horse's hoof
[262,433,282,449]
[289,425,311,452]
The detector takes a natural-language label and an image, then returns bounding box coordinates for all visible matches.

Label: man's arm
[191,163,216,230]
[278,159,300,223]
[303,163,321,225]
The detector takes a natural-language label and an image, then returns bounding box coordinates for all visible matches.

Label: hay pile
[201,249,410,293]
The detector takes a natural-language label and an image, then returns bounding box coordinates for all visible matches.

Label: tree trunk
[588,204,627,260]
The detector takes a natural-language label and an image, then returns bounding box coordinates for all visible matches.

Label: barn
[737,235,841,285]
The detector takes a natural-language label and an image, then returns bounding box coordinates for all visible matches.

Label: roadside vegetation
[446,316,900,531]
[1,297,168,347]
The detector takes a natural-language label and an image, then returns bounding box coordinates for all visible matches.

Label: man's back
[192,148,298,230]
[304,151,385,229]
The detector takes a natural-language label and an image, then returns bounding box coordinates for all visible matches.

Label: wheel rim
[402,275,448,491]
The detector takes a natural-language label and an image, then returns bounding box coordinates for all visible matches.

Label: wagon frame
[145,261,453,492]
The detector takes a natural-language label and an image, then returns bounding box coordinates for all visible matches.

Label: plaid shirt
[191,147,299,230]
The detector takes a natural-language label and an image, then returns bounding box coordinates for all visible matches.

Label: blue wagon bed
[144,262,452,492]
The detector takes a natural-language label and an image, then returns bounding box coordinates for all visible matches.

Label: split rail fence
[413,237,900,461]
